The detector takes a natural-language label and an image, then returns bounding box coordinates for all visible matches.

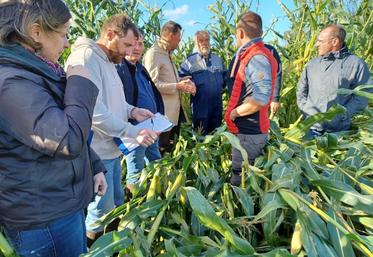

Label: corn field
[1,0,372,257]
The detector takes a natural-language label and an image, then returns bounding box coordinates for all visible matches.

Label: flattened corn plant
[1,0,372,257]
[82,99,373,257]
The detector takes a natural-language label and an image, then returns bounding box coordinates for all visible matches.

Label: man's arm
[343,61,372,117]
[269,46,282,102]
[230,55,272,120]
[296,67,309,115]
[143,50,178,95]
[66,50,140,140]
[178,58,192,78]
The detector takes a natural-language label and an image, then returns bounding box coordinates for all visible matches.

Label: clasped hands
[176,76,196,95]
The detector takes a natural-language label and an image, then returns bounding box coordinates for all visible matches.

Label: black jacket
[116,60,164,120]
[0,45,104,230]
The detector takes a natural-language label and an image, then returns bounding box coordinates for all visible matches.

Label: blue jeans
[126,140,161,185]
[4,210,86,257]
[305,129,325,139]
[85,157,123,233]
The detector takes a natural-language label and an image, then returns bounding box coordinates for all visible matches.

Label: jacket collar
[0,44,64,82]
[237,37,262,58]
[156,38,173,54]
[322,44,350,61]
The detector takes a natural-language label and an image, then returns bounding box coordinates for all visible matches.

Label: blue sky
[142,0,296,41]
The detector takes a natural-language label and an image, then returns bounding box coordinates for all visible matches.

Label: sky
[141,0,296,42]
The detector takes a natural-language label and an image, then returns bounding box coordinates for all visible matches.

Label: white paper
[115,113,174,154]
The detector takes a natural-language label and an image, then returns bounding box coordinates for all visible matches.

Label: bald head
[316,24,346,56]
[322,24,346,43]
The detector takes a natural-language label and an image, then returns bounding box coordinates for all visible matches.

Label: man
[143,21,196,153]
[179,30,226,135]
[297,24,372,137]
[65,14,158,245]
[224,11,277,186]
[227,45,282,117]
[116,30,164,192]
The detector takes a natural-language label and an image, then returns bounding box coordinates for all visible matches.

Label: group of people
[0,0,371,257]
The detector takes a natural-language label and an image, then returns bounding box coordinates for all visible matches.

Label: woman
[0,1,107,256]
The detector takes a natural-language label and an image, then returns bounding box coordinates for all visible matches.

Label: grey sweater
[296,46,372,132]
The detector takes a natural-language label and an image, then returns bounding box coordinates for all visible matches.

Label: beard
[199,46,210,56]
[108,40,125,64]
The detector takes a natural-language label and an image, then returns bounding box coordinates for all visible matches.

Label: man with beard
[179,30,226,135]
[65,14,158,245]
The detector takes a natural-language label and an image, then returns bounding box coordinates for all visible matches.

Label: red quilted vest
[224,41,277,134]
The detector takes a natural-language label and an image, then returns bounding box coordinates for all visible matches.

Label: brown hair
[0,0,71,49]
[161,21,182,37]
[237,11,263,38]
[100,14,139,38]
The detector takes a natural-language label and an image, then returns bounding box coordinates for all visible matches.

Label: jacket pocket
[71,159,83,198]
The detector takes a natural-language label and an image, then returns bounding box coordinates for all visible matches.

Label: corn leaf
[184,187,255,255]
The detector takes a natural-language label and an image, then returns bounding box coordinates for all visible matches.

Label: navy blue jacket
[179,52,226,119]
[116,60,165,122]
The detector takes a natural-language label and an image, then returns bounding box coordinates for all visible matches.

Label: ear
[237,28,245,40]
[28,23,42,43]
[331,37,340,47]
[106,30,116,41]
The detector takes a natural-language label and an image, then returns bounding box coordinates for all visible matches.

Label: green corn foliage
[2,1,372,257]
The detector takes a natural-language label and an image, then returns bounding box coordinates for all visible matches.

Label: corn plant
[2,0,372,257]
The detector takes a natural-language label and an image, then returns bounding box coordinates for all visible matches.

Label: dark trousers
[159,107,185,154]
[192,115,222,135]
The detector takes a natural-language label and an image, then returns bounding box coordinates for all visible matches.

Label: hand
[136,129,159,147]
[176,79,196,94]
[93,172,107,196]
[66,65,91,80]
[131,108,154,122]
[179,75,192,81]
[270,101,281,115]
[230,108,238,121]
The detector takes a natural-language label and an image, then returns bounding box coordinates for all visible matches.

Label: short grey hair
[0,0,71,50]
[324,24,346,42]
[194,30,210,40]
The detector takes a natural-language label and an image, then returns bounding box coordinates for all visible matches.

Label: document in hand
[113,113,174,155]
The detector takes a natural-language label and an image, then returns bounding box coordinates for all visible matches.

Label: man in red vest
[224,11,277,186]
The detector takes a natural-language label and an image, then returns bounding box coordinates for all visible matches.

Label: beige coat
[143,39,180,125]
